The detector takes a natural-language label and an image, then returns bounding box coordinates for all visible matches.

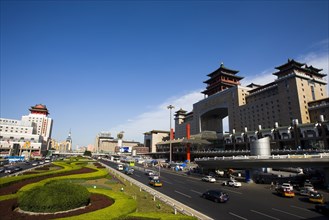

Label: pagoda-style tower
[29,104,49,116]
[202,63,244,97]
[274,59,326,80]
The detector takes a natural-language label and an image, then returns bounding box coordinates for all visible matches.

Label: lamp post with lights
[167,104,175,163]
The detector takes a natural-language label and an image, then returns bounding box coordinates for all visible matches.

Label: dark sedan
[201,190,229,203]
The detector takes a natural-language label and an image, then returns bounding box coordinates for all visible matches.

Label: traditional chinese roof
[175,108,187,117]
[275,59,305,71]
[29,104,49,115]
[274,59,326,78]
[246,83,262,89]
[207,63,240,77]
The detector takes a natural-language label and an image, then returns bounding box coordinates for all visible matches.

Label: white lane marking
[272,208,306,219]
[290,205,312,212]
[175,190,192,198]
[250,210,280,220]
[229,212,248,220]
[222,188,243,194]
[190,189,202,195]
[135,174,141,177]
[161,180,173,184]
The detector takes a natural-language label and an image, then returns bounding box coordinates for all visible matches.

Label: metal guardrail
[195,153,329,161]
[100,160,213,220]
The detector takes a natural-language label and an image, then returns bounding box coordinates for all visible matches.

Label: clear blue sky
[1,0,328,149]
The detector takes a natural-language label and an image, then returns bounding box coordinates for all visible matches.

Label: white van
[117,164,123,171]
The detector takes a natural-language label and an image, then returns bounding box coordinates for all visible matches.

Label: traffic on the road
[100,156,329,220]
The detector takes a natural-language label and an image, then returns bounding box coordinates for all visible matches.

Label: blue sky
[1,0,328,149]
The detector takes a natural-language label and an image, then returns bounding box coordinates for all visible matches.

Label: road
[101,159,328,220]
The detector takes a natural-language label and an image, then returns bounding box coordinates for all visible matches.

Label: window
[311,86,315,100]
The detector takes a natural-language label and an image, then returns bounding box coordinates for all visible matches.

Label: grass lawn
[0,159,196,220]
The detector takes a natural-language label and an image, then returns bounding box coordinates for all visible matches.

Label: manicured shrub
[18,181,90,213]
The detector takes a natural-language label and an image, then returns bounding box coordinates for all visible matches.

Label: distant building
[0,104,53,158]
[87,144,94,152]
[95,132,141,154]
[144,130,170,153]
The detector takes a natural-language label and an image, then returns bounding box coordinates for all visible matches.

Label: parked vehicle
[32,161,39,166]
[201,176,216,183]
[201,190,229,203]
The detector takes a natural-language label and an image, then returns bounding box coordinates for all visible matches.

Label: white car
[281,183,293,191]
[117,164,124,171]
[303,183,314,192]
[202,176,216,183]
[223,179,242,187]
[145,170,154,176]
[298,187,314,196]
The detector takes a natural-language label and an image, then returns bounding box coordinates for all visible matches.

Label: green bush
[18,181,90,213]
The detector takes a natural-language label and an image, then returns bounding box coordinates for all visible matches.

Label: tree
[83,150,92,157]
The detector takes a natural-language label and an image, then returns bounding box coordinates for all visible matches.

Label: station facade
[154,59,329,160]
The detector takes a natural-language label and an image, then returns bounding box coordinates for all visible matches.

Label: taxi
[149,179,163,187]
[276,187,295,198]
[309,192,324,204]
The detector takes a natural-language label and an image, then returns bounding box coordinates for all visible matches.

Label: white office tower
[21,104,53,150]
[0,104,53,158]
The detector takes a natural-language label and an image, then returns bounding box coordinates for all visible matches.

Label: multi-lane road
[101,159,328,220]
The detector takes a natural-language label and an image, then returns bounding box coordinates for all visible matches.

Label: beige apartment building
[175,59,328,138]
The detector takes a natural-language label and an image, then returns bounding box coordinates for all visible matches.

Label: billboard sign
[119,146,132,153]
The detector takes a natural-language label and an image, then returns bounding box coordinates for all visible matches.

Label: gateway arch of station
[174,85,243,140]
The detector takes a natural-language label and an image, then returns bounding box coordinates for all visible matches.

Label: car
[0,167,5,173]
[124,168,134,175]
[225,179,242,187]
[315,203,329,215]
[14,166,22,172]
[32,161,39,166]
[150,175,159,180]
[309,192,325,204]
[202,176,216,183]
[4,166,15,174]
[303,182,314,191]
[201,190,229,203]
[145,170,154,176]
[117,164,124,171]
[149,179,163,187]
[298,187,314,196]
[281,183,294,191]
[276,187,295,198]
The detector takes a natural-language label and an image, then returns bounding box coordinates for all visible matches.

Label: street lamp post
[167,104,175,163]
